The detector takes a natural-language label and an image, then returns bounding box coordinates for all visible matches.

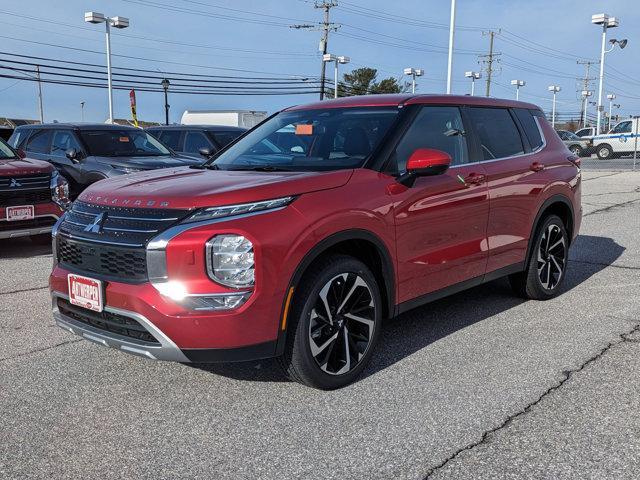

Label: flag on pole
[129,89,139,128]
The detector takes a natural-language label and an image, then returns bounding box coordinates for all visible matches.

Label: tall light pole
[548,85,561,128]
[465,71,481,96]
[323,54,350,98]
[80,101,85,122]
[607,93,616,131]
[592,13,627,135]
[511,79,525,100]
[404,67,424,94]
[581,90,593,128]
[446,0,457,94]
[161,78,170,125]
[85,12,130,124]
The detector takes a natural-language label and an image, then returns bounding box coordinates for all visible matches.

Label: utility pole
[291,2,339,101]
[446,0,457,94]
[479,30,500,97]
[577,60,597,129]
[35,66,44,123]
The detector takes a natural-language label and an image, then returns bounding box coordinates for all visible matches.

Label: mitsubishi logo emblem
[84,212,107,233]
[9,178,21,188]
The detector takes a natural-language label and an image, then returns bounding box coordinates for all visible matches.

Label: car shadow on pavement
[189,234,625,385]
[0,237,52,259]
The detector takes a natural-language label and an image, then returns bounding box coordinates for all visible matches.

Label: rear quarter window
[514,108,544,150]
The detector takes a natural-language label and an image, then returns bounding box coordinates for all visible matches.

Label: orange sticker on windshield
[119,136,130,142]
[295,124,313,135]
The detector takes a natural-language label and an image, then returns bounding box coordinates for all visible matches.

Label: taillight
[567,155,581,167]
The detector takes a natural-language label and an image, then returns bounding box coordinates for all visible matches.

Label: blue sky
[1,0,639,123]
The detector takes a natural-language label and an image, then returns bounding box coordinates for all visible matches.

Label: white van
[181,110,267,129]
[592,118,639,159]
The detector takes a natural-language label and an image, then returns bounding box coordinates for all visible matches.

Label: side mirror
[65,148,81,163]
[199,147,214,158]
[398,148,451,186]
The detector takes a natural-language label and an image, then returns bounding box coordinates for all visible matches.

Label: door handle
[464,173,486,185]
[530,162,545,172]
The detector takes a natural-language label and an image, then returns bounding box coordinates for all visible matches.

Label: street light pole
[511,79,525,100]
[548,85,561,128]
[404,67,424,94]
[85,12,129,124]
[323,54,350,98]
[465,71,481,96]
[446,0,457,94]
[607,93,616,131]
[35,65,44,123]
[161,78,170,125]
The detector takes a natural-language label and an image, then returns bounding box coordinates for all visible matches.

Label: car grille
[0,216,56,232]
[56,201,190,282]
[57,297,159,345]
[58,237,148,281]
[0,173,51,206]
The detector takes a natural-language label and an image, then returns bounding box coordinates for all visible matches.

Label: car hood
[94,155,202,169]
[0,156,53,175]
[79,167,354,209]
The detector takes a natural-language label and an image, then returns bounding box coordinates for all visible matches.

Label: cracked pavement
[1,170,640,479]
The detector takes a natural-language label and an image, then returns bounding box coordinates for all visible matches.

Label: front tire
[596,144,613,160]
[509,215,569,300]
[568,144,583,156]
[279,255,382,389]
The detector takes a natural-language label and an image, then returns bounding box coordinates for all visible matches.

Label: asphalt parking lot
[1,170,640,480]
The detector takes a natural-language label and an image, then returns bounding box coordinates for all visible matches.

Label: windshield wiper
[230,165,292,172]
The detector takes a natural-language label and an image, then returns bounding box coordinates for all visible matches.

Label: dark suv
[146,125,246,158]
[50,95,581,389]
[9,124,201,197]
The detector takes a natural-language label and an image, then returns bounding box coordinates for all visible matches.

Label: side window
[157,130,182,151]
[211,131,242,148]
[513,108,543,150]
[51,130,81,157]
[184,131,213,154]
[393,106,469,172]
[468,107,524,160]
[557,131,567,140]
[25,129,52,154]
[611,121,632,134]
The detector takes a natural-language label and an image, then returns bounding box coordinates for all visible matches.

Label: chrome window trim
[448,115,547,169]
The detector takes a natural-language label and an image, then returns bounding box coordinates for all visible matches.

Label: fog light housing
[181,292,251,311]
[206,235,254,288]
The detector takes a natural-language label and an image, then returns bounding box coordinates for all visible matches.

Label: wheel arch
[275,229,396,356]
[525,194,575,264]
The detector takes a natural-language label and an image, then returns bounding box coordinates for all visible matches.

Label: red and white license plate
[6,205,34,221]
[68,274,104,312]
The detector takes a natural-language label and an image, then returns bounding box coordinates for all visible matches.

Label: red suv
[0,137,68,242]
[50,95,581,389]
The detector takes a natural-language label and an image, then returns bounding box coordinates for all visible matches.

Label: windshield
[79,129,171,157]
[0,138,16,159]
[209,107,399,171]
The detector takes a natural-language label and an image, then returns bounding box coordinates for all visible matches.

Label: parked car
[181,110,267,128]
[556,130,592,156]
[8,124,202,197]
[591,118,639,159]
[0,136,68,242]
[50,94,581,389]
[146,125,246,158]
[574,126,596,138]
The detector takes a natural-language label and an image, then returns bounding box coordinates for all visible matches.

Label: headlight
[206,234,254,287]
[50,171,70,209]
[183,196,295,224]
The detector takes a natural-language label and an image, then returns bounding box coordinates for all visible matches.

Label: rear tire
[278,254,382,390]
[509,215,569,300]
[596,144,613,160]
